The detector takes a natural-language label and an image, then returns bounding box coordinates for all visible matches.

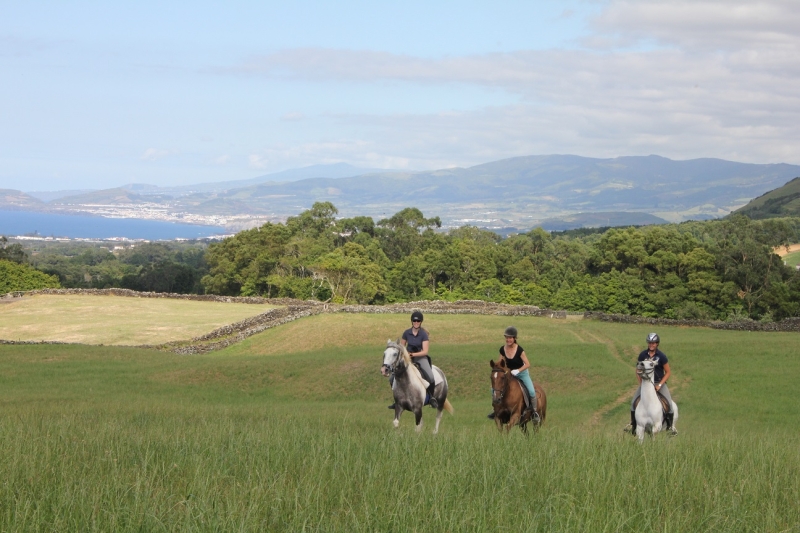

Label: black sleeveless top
[499,345,525,370]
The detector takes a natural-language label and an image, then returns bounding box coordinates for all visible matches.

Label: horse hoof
[393,420,399,428]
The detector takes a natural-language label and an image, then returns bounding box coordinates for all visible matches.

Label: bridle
[637,360,656,384]
[382,346,407,378]
[491,368,509,405]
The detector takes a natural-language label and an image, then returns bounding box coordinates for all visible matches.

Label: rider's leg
[627,386,642,434]
[415,356,438,408]
[517,369,537,414]
[659,384,677,434]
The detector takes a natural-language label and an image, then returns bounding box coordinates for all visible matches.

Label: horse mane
[387,339,426,385]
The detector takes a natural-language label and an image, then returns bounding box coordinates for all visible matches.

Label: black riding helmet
[504,326,518,338]
[411,311,424,323]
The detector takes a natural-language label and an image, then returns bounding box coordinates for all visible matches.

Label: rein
[491,368,509,403]
[383,347,408,377]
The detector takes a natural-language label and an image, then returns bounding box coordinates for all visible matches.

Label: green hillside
[734,176,800,218]
[1,313,799,531]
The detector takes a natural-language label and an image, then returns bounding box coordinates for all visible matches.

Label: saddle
[513,375,535,414]
[633,393,670,419]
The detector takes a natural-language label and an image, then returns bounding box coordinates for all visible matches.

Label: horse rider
[388,311,439,409]
[625,332,678,436]
[488,326,537,420]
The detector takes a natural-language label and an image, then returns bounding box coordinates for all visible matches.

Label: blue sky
[2,1,798,191]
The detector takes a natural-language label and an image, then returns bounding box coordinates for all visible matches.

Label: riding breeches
[516,369,536,402]
[413,356,435,388]
[631,383,673,413]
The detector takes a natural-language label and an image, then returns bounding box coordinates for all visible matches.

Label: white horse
[635,359,679,443]
[380,340,454,433]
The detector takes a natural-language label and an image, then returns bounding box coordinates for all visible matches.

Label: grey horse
[380,340,454,433]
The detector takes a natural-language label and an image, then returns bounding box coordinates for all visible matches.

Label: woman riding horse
[488,326,537,421]
[625,332,678,436]
[388,311,438,409]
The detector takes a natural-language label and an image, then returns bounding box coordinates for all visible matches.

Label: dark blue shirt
[402,327,429,354]
[638,349,669,383]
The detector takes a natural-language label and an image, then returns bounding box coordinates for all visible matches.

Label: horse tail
[443,399,454,414]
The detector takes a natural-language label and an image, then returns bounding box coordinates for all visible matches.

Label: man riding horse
[625,332,678,436]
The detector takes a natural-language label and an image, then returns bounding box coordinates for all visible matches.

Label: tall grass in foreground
[2,405,798,532]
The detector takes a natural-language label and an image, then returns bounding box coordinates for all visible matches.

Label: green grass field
[1,309,799,531]
[782,250,800,268]
[0,295,276,345]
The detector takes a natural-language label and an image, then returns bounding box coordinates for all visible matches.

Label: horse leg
[393,405,402,429]
[507,409,522,431]
[636,424,646,443]
[414,408,423,433]
[494,413,504,432]
[433,407,443,434]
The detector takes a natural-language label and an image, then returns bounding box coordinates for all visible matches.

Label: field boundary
[3,289,799,354]
[584,311,800,332]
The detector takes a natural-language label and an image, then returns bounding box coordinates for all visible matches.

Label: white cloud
[225,0,800,167]
[281,112,306,121]
[140,148,173,161]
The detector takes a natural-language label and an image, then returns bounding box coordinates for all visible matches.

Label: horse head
[637,359,656,383]
[381,339,406,377]
[489,359,510,405]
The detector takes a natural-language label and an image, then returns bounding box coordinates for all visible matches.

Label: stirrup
[668,426,678,436]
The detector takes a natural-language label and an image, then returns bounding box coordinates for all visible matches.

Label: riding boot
[665,412,678,435]
[388,403,396,409]
[627,410,636,434]
[427,385,438,409]
[487,412,495,419]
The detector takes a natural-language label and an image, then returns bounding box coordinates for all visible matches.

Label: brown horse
[489,359,547,434]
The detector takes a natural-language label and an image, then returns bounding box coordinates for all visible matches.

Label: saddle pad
[633,393,670,414]
[432,365,445,386]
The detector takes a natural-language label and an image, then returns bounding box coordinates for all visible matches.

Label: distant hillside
[8,155,800,231]
[733,177,800,219]
[0,189,45,210]
[53,188,174,205]
[536,212,669,231]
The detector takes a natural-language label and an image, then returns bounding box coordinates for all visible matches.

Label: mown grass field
[1,306,799,531]
[0,295,275,345]
[782,250,800,268]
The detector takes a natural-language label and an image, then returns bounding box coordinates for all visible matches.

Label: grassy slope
[783,249,800,268]
[0,294,276,345]
[1,313,799,531]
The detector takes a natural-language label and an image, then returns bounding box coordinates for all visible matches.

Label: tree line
[200,202,800,321]
[5,203,800,321]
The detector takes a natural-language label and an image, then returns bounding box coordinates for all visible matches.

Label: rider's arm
[657,363,671,390]
[412,340,429,358]
[517,351,531,372]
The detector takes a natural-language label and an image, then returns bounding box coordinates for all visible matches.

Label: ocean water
[0,210,226,240]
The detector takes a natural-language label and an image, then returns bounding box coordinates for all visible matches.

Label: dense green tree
[0,259,61,293]
[0,236,27,263]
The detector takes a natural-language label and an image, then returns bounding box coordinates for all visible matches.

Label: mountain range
[3,155,800,233]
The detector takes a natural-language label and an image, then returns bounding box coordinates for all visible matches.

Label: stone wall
[583,311,800,332]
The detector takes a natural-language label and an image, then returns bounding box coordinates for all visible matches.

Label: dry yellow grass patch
[774,243,800,257]
[0,295,277,345]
